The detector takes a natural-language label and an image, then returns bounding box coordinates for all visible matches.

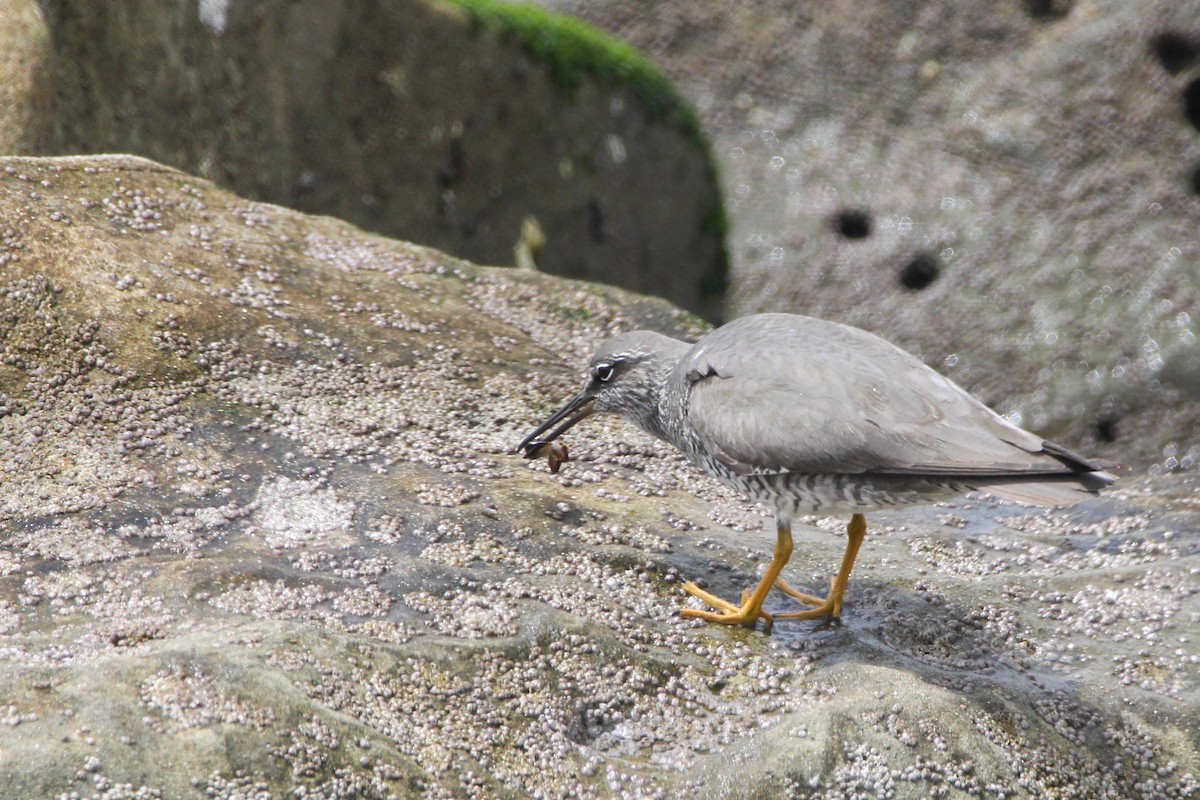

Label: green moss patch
[448,0,702,141]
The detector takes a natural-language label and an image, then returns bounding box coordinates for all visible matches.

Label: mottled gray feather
[675,314,1111,499]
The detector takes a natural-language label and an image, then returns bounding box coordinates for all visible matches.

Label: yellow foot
[773,598,839,621]
[773,576,829,607]
[773,576,843,621]
[680,581,773,627]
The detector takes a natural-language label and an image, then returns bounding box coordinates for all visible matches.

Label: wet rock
[0,155,1196,798]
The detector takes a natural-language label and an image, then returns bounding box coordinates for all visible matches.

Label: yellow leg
[775,513,867,621]
[680,521,793,627]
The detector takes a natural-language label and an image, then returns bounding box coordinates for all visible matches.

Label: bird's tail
[973,468,1116,508]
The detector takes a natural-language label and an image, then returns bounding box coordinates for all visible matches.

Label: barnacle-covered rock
[0,156,1195,799]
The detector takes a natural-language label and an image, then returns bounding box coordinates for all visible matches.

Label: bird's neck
[619,375,665,444]
[639,349,690,447]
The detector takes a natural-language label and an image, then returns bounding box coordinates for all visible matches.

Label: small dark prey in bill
[518,313,1115,629]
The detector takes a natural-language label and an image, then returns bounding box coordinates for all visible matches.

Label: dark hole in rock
[1094,417,1118,443]
[437,137,467,189]
[1191,162,1200,195]
[1022,0,1071,20]
[832,209,872,240]
[1185,77,1200,132]
[587,198,607,244]
[1151,32,1199,75]
[898,254,940,291]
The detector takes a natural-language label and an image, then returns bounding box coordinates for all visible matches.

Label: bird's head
[516,330,689,460]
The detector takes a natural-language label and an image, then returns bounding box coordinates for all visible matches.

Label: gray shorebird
[518,313,1115,628]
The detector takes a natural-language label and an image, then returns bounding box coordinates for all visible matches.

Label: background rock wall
[0,0,728,319]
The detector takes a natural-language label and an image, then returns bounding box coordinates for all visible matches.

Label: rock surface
[0,0,727,320]
[530,0,1200,472]
[0,155,1196,799]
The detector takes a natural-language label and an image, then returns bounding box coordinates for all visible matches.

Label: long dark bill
[516,391,595,455]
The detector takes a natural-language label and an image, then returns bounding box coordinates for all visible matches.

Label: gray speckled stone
[0,156,1196,799]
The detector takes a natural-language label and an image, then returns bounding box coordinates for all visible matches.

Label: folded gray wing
[678,315,1080,479]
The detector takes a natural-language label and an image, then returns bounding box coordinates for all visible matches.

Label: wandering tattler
[518,313,1115,628]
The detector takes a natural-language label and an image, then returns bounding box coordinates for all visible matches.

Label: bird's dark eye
[594,363,615,382]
